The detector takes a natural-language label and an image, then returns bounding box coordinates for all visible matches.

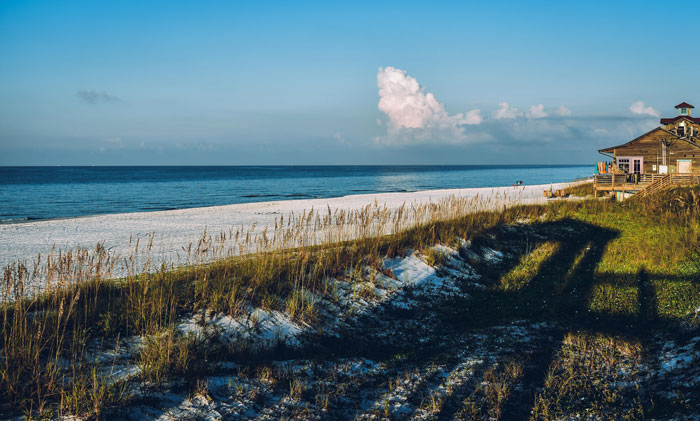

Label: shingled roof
[675,102,694,109]
[660,115,700,125]
[598,127,664,154]
[599,125,700,155]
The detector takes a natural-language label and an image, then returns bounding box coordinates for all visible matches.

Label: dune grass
[1,186,700,418]
[561,180,595,197]
[0,194,534,417]
[531,332,645,419]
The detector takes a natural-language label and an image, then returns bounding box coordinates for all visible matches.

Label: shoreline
[0,182,577,272]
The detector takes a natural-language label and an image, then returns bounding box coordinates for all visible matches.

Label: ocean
[0,165,591,222]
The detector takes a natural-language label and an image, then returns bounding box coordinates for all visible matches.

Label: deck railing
[594,174,700,189]
[638,174,668,184]
[670,174,700,185]
[594,174,639,186]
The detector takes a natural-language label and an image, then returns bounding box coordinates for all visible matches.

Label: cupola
[675,102,694,116]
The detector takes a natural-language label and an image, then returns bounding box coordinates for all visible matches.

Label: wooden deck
[594,174,700,197]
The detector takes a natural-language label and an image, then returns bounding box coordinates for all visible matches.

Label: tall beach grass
[2,183,700,417]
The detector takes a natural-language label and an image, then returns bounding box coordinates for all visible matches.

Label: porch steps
[631,175,671,200]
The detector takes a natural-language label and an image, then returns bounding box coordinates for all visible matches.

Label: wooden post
[594,176,598,198]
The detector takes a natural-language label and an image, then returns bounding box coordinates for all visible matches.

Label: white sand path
[0,183,573,272]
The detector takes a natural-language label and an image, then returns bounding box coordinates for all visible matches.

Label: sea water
[0,165,591,222]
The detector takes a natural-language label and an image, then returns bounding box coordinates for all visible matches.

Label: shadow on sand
[313,218,694,418]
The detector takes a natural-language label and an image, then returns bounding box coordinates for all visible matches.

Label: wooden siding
[610,128,700,174]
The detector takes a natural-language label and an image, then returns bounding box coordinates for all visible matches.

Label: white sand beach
[0,182,574,273]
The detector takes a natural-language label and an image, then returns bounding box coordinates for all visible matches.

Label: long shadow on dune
[311,217,687,418]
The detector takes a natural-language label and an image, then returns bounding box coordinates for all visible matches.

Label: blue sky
[0,1,696,165]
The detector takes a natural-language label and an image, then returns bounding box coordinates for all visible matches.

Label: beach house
[594,102,700,199]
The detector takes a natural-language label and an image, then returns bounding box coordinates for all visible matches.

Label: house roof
[599,126,700,155]
[675,102,694,109]
[660,115,700,124]
[598,127,663,154]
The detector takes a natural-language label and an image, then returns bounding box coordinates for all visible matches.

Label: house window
[681,108,689,115]
[617,158,630,173]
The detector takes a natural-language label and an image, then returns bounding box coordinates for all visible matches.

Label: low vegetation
[1,186,700,418]
[532,332,645,419]
[561,180,595,197]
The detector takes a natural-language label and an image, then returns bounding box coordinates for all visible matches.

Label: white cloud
[376,66,481,145]
[628,101,659,117]
[333,132,345,144]
[371,69,654,152]
[464,109,483,125]
[555,105,572,116]
[494,103,565,119]
[493,102,519,119]
[464,112,659,151]
[526,104,548,119]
